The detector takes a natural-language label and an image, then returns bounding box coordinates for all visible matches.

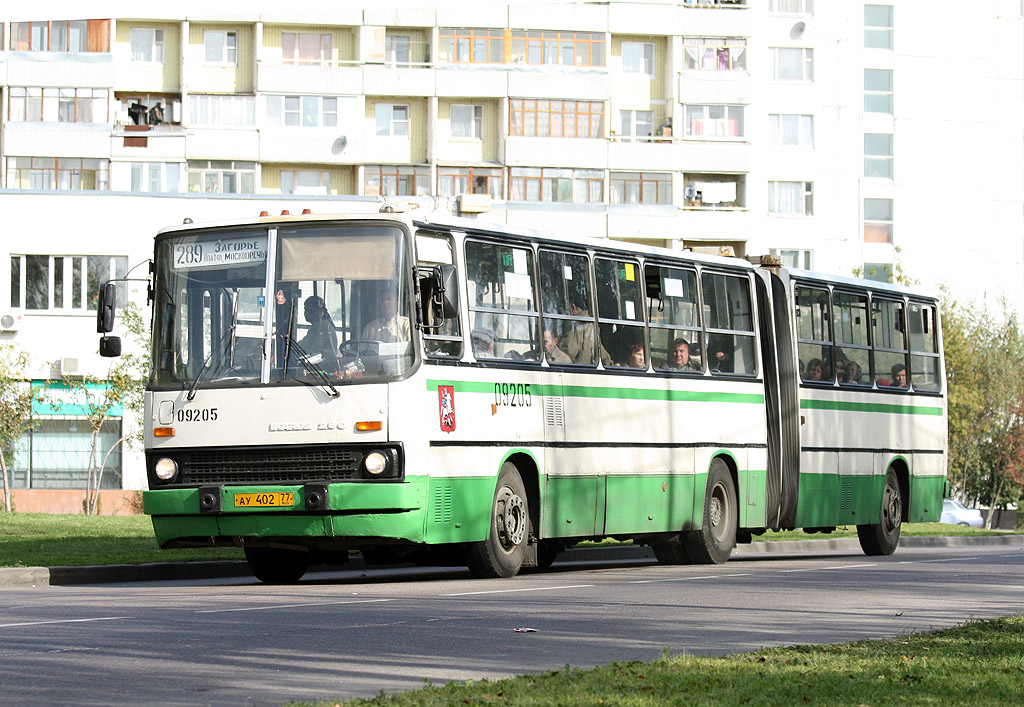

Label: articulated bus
[98,212,946,582]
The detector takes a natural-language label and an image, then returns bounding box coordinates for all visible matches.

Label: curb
[2,535,1021,588]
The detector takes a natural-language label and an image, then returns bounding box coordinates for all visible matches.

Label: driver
[362,289,411,342]
[297,295,340,372]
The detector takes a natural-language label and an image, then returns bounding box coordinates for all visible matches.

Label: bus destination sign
[173,235,268,270]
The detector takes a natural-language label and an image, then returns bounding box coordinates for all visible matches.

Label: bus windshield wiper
[283,335,340,398]
[186,327,234,401]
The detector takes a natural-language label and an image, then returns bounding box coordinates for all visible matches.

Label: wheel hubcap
[882,482,902,534]
[709,482,729,542]
[495,486,526,551]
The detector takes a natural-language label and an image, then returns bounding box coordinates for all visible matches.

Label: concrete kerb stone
[1,535,1021,588]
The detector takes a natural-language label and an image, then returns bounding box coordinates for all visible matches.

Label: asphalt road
[1,544,1023,706]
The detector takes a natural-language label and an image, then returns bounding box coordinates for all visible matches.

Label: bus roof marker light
[356,421,383,432]
[154,427,176,437]
[281,210,290,216]
[182,218,192,224]
[302,209,311,214]
[259,211,269,217]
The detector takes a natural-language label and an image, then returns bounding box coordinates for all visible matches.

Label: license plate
[234,492,295,508]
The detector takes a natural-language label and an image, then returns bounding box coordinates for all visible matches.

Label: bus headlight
[154,457,178,482]
[363,451,389,476]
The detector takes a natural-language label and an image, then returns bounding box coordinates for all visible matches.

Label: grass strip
[0,514,1013,568]
[297,615,1024,706]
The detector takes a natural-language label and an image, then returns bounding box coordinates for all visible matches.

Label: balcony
[679,71,751,104]
[259,127,363,165]
[505,137,608,169]
[5,51,114,87]
[109,125,186,160]
[362,64,435,96]
[678,1,752,37]
[256,61,363,95]
[3,123,110,159]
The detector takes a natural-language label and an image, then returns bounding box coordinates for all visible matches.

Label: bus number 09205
[494,383,531,408]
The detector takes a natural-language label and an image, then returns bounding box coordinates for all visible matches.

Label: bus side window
[795,284,833,383]
[465,239,539,362]
[647,263,702,372]
[702,271,757,376]
[416,233,463,358]
[595,257,643,368]
[539,249,597,366]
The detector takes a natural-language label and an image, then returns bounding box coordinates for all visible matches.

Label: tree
[942,293,1024,525]
[0,344,39,513]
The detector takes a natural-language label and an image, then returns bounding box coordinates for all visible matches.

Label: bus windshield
[151,223,414,390]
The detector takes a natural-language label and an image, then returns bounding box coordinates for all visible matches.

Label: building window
[683,37,746,72]
[10,20,107,52]
[864,69,893,114]
[282,32,331,65]
[438,28,504,63]
[450,104,483,139]
[864,134,893,178]
[509,30,605,67]
[684,174,743,208]
[769,248,812,269]
[9,418,122,490]
[865,5,894,50]
[863,263,893,283]
[281,170,331,196]
[10,254,126,311]
[619,110,654,141]
[6,157,109,191]
[131,162,180,193]
[772,47,814,81]
[610,172,671,205]
[187,161,255,194]
[769,0,813,14]
[768,181,813,216]
[864,198,893,243]
[7,88,109,123]
[365,165,430,197]
[204,30,237,65]
[266,96,337,127]
[769,114,813,147]
[684,104,744,138]
[509,168,603,203]
[385,34,410,66]
[510,100,604,138]
[187,95,255,126]
[438,166,504,199]
[375,104,409,136]
[621,41,654,76]
[130,28,164,63]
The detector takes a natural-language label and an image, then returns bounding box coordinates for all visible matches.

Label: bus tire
[857,469,902,556]
[244,546,309,584]
[466,463,530,578]
[683,459,737,564]
[652,537,692,565]
[536,540,561,569]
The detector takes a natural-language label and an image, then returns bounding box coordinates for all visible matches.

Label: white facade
[0,1,1021,500]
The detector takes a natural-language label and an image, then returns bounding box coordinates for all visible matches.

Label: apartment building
[0,1,1021,511]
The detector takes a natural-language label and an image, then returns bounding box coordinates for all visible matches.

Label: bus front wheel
[466,463,530,578]
[857,469,902,556]
[244,546,310,584]
[683,459,737,564]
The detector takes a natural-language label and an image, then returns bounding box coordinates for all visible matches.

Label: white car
[940,499,984,527]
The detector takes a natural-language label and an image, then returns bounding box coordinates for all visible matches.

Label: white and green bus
[98,212,946,582]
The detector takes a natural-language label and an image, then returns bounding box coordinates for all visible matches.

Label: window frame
[621,41,655,76]
[509,99,605,139]
[683,103,745,139]
[864,133,894,179]
[610,172,672,205]
[769,113,814,147]
[437,166,504,200]
[10,254,126,312]
[364,165,431,197]
[768,181,814,216]
[618,109,654,142]
[509,30,605,67]
[203,29,238,66]
[449,104,484,140]
[281,32,332,66]
[130,27,165,64]
[438,28,505,64]
[6,156,110,191]
[864,68,894,115]
[375,103,410,137]
[772,47,814,81]
[186,160,256,194]
[683,37,747,72]
[465,238,540,362]
[508,167,604,204]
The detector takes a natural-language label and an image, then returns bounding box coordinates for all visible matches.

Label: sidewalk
[2,534,1021,588]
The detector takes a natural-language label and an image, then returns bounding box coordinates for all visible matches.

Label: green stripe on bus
[427,379,764,405]
[800,398,943,416]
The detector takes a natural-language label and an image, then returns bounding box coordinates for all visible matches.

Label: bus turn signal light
[356,421,383,432]
[154,427,176,437]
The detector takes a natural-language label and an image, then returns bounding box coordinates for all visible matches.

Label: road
[1,545,1022,706]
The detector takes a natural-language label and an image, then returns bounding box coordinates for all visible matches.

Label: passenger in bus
[543,328,571,364]
[471,328,496,358]
[666,339,700,371]
[566,297,613,366]
[890,363,908,387]
[804,358,826,381]
[298,295,340,372]
[842,360,863,384]
[362,290,411,342]
[623,342,646,369]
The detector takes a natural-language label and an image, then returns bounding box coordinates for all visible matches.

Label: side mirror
[96,283,117,333]
[99,335,122,358]
[435,264,459,319]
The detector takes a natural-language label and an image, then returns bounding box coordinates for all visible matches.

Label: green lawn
[297,615,1024,706]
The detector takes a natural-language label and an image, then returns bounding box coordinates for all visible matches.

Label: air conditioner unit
[59,357,82,376]
[0,311,23,332]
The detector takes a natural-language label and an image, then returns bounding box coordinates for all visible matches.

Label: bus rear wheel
[683,459,737,565]
[466,463,530,578]
[857,469,902,556]
[244,546,310,584]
